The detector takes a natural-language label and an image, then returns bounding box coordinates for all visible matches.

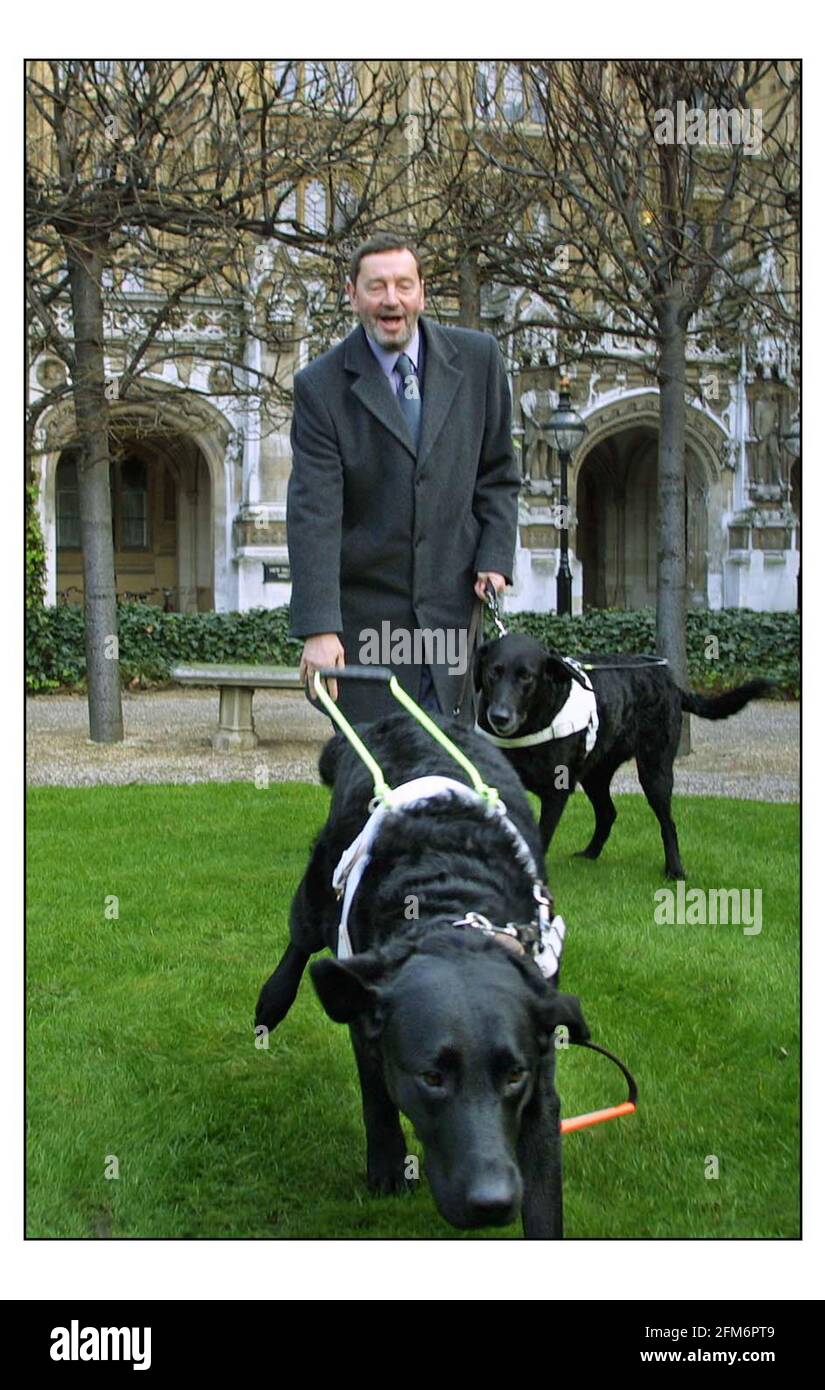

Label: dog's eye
[421,1071,444,1089]
[517,671,534,685]
[505,1068,529,1089]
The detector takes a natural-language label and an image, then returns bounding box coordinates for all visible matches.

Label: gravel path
[27,688,799,801]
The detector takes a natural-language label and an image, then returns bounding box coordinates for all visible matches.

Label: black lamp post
[779,414,801,611]
[547,379,586,616]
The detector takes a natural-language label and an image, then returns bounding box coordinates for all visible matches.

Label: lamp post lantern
[547,379,586,615]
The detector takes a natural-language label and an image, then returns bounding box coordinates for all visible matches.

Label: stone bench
[170,663,303,751]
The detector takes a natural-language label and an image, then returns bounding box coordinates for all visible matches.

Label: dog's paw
[367,1165,413,1197]
[573,847,600,860]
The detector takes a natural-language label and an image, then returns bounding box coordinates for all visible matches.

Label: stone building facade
[33,277,800,617]
[503,254,800,616]
[30,63,800,618]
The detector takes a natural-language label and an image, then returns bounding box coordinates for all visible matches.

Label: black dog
[255,712,588,1238]
[474,633,773,880]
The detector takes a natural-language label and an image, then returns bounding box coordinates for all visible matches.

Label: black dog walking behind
[255,711,588,1238]
[474,633,773,880]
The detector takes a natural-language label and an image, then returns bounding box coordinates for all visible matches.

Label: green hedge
[26,602,799,698]
[510,607,800,698]
[26,603,302,692]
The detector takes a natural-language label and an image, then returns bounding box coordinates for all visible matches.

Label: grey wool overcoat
[286,315,520,724]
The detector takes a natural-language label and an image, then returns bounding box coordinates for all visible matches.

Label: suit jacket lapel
[417,318,462,468]
[344,326,416,457]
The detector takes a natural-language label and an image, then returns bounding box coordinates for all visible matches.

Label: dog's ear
[521,965,590,1046]
[543,651,571,687]
[547,990,590,1043]
[473,639,494,689]
[544,651,590,689]
[310,956,381,1024]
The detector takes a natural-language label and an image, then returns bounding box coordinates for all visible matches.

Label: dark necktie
[394,352,422,450]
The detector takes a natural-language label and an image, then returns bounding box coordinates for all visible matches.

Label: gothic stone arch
[572,391,730,610]
[36,384,237,610]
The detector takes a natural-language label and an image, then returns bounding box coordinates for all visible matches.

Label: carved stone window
[56,453,81,550]
[333,181,358,232]
[305,61,328,102]
[119,458,149,550]
[304,180,327,233]
[334,61,357,107]
[474,62,497,121]
[501,64,525,121]
[273,61,298,99]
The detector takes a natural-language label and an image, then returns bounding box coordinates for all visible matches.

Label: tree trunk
[66,239,123,743]
[656,293,690,755]
[458,248,481,329]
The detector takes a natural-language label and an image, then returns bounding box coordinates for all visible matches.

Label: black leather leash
[451,594,485,717]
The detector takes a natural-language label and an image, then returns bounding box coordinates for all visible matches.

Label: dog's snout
[488,703,520,736]
[428,1144,523,1230]
[464,1169,521,1227]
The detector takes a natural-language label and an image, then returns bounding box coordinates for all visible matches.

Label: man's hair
[348,233,423,286]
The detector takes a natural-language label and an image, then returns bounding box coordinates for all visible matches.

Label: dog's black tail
[679,679,774,720]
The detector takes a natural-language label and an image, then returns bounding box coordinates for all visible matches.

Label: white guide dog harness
[475,658,599,753]
[332,775,565,980]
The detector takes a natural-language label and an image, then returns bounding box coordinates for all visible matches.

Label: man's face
[347,249,425,351]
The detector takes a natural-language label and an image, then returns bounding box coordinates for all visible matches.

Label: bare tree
[463,59,800,710]
[402,63,538,328]
[26,58,417,740]
[28,58,799,749]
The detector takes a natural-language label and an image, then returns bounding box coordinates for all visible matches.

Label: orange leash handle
[561,1101,636,1134]
[561,1039,638,1135]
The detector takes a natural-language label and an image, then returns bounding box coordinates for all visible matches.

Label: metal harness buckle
[452,880,560,977]
[483,580,509,637]
[454,911,518,941]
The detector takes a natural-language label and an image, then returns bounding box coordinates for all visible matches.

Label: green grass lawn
[26,781,799,1239]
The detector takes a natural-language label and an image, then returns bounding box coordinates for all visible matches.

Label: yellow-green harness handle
[312,671,393,804]
[312,667,500,808]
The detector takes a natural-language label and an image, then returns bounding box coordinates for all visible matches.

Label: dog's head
[310,934,588,1230]
[474,633,590,738]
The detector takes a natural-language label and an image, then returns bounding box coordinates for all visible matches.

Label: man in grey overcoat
[287,232,520,724]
